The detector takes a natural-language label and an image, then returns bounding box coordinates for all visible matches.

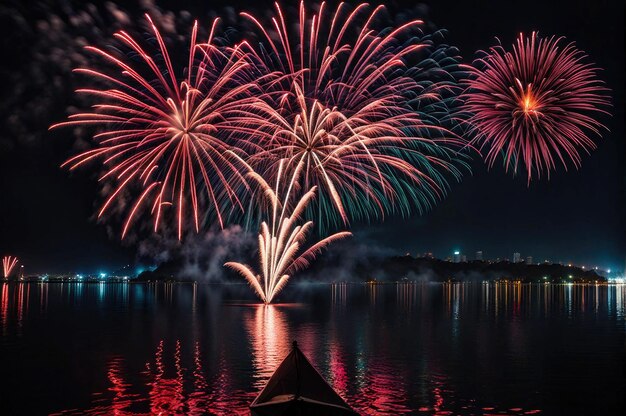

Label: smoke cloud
[137,225,255,281]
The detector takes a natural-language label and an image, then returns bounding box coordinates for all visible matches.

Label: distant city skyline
[9,244,621,277]
[409,247,619,274]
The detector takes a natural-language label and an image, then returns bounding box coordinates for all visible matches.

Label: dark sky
[0,0,623,274]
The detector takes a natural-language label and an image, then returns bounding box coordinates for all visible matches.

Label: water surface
[0,282,624,415]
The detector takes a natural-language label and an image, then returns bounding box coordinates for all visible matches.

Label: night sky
[0,0,623,274]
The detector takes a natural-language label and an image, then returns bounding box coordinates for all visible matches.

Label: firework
[225,161,351,304]
[2,256,18,278]
[462,32,611,182]
[240,1,467,231]
[50,14,271,239]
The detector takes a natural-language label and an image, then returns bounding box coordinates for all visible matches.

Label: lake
[0,282,624,415]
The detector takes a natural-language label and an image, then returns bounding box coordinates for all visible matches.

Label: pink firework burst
[238,1,468,231]
[2,256,18,278]
[463,32,611,182]
[51,15,267,240]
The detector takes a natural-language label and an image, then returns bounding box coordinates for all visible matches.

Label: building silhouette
[453,251,461,263]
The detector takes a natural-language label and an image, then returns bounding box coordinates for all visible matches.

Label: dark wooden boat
[250,341,359,416]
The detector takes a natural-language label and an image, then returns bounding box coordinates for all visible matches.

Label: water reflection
[1,283,8,334]
[52,339,245,415]
[1,282,625,415]
[243,304,291,391]
[355,359,411,414]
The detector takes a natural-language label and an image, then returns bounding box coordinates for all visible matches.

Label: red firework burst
[51,15,268,239]
[463,32,611,182]
[2,256,18,278]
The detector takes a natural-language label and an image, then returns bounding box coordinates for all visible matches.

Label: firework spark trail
[462,32,611,182]
[51,14,276,240]
[2,256,18,278]
[239,1,468,232]
[225,161,351,304]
